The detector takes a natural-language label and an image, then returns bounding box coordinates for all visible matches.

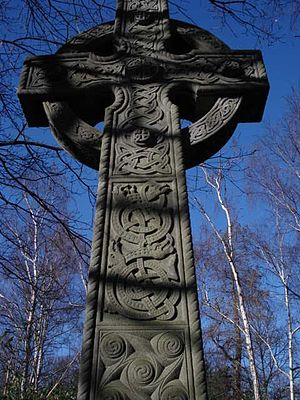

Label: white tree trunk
[197,169,261,400]
[284,282,295,400]
[19,197,39,397]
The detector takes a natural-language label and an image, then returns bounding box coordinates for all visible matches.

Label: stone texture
[18,0,269,398]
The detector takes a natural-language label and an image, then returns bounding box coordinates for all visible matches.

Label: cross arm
[163,50,269,169]
[165,50,269,122]
[18,53,123,126]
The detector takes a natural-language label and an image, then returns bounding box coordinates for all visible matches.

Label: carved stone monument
[18,0,269,398]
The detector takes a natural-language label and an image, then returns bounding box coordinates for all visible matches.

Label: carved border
[43,101,102,169]
[77,87,125,400]
[161,85,208,399]
[189,97,242,145]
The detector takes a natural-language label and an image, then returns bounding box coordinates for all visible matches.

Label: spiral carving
[101,387,128,400]
[100,334,126,359]
[127,358,156,386]
[156,332,184,358]
[161,386,188,400]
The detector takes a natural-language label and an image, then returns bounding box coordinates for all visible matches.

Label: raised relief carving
[115,36,161,56]
[189,97,242,145]
[112,84,172,175]
[115,127,171,175]
[166,56,267,85]
[106,182,180,320]
[124,58,163,82]
[28,62,68,89]
[97,331,188,399]
[123,85,167,130]
[27,57,123,90]
[118,0,168,54]
[127,0,160,11]
[43,101,101,169]
[244,60,267,79]
[131,11,157,26]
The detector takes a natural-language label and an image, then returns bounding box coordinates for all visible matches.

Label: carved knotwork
[106,182,179,321]
[43,101,102,169]
[189,97,242,145]
[115,127,171,175]
[115,0,170,53]
[164,55,267,84]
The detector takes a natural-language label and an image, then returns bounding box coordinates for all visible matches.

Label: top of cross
[58,0,229,56]
[18,0,269,168]
[114,0,171,53]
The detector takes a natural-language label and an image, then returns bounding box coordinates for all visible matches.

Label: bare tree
[204,0,299,42]
[249,223,300,400]
[246,88,300,400]
[193,88,300,399]
[0,176,88,399]
[194,166,262,400]
[0,0,106,255]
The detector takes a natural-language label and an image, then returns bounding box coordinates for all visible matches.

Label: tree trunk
[284,282,295,400]
[233,288,243,400]
[198,169,261,400]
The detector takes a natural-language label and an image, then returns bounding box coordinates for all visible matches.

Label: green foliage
[0,384,77,400]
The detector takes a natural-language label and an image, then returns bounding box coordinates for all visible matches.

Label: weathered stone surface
[18,0,269,398]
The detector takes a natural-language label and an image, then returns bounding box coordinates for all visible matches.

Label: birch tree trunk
[232,287,242,399]
[285,283,295,400]
[195,168,261,400]
[246,88,300,400]
[0,182,88,398]
[20,196,39,398]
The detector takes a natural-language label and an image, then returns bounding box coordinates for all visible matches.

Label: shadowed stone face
[18,0,269,398]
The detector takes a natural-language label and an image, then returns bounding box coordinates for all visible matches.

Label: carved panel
[43,101,102,169]
[112,84,172,176]
[24,56,124,91]
[115,0,170,55]
[115,127,171,175]
[96,330,188,399]
[189,97,242,145]
[23,51,266,94]
[124,58,163,82]
[127,0,160,11]
[124,84,166,127]
[105,181,180,321]
[165,55,268,84]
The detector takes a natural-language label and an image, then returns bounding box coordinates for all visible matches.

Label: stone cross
[18,0,269,398]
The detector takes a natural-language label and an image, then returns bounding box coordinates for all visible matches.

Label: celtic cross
[18,0,269,398]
